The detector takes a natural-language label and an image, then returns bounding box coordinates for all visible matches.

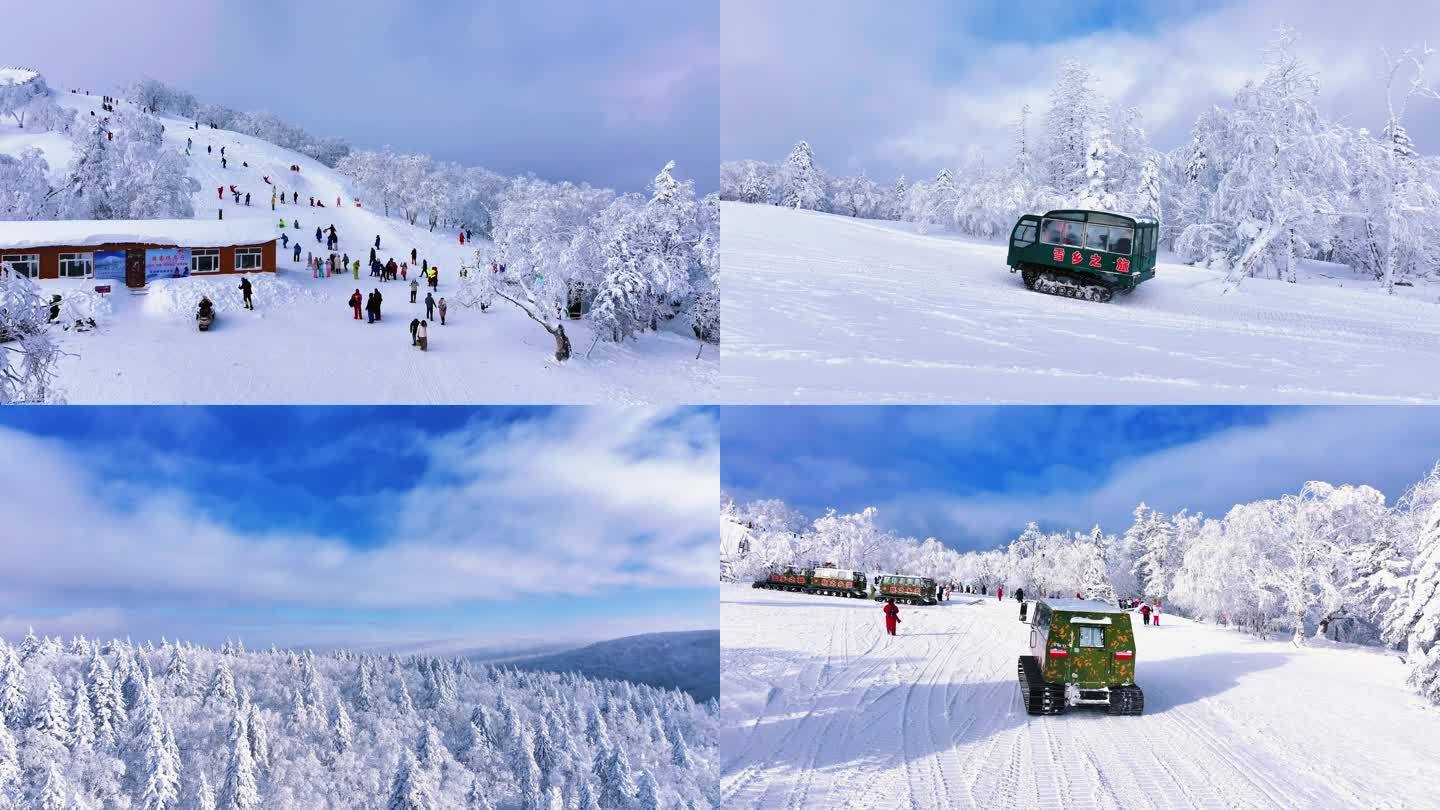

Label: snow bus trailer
[1007,209,1158,302]
[752,565,869,599]
[1017,598,1143,716]
[874,573,939,606]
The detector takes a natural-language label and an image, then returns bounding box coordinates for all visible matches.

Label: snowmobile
[196,299,216,332]
[1007,210,1158,303]
[1017,598,1143,715]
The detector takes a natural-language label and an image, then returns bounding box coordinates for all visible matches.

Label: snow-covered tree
[386,750,434,810]
[779,141,826,211]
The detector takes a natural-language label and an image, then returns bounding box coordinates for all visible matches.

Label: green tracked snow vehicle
[1007,209,1158,302]
[1017,598,1143,715]
[873,573,938,606]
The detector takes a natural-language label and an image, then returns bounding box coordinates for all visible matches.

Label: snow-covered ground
[720,583,1440,809]
[719,202,1440,403]
[2,92,715,404]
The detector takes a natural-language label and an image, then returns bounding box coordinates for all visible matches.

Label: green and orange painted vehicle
[1017,598,1144,715]
[873,573,939,606]
[1008,209,1159,302]
[752,565,869,599]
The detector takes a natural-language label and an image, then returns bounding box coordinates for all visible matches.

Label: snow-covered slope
[720,583,1440,809]
[0,92,714,404]
[506,630,720,703]
[720,202,1440,403]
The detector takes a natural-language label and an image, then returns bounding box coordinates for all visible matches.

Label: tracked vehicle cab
[1017,598,1143,715]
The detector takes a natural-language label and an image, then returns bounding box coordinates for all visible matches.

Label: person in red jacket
[349,289,363,320]
[997,585,1003,602]
[1140,603,1152,625]
[1076,591,1082,599]
[883,598,901,636]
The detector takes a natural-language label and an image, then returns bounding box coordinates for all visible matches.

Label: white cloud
[0,408,718,614]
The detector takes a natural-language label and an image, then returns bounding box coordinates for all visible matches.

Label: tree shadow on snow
[1136,651,1291,715]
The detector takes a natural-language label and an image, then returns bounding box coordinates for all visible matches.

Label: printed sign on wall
[93,250,127,282]
[145,248,191,281]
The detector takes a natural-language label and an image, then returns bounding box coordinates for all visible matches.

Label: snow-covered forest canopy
[0,633,717,809]
[722,458,1440,708]
[721,29,1440,288]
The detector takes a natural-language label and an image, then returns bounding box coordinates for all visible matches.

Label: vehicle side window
[1079,626,1104,647]
[1012,221,1037,247]
[1060,222,1083,247]
[1084,223,1111,252]
[1040,218,1064,245]
[1111,228,1134,255]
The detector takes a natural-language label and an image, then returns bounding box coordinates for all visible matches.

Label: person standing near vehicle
[883,598,901,637]
[1016,587,1024,603]
[239,276,254,310]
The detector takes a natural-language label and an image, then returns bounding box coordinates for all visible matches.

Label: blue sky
[723,0,1440,178]
[0,406,718,653]
[722,406,1440,551]
[5,1,717,192]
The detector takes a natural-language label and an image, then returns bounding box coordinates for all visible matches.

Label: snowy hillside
[719,202,1440,403]
[505,631,720,703]
[719,584,1440,809]
[0,90,715,404]
[0,631,718,809]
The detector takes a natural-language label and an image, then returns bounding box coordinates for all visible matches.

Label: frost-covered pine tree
[71,680,96,750]
[331,699,352,755]
[165,646,191,695]
[38,760,67,810]
[1044,60,1099,195]
[594,746,637,808]
[35,677,70,746]
[1129,504,1177,600]
[204,661,237,708]
[1080,126,1118,212]
[0,646,25,720]
[386,750,434,810]
[218,713,259,810]
[1397,500,1440,703]
[0,710,18,799]
[192,768,216,810]
[1137,156,1162,222]
[465,776,493,810]
[635,772,662,810]
[1079,539,1118,604]
[779,141,826,211]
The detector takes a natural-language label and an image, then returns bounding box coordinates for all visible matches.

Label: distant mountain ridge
[501,630,720,702]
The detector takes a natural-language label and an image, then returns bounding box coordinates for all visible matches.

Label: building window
[58,252,94,279]
[234,247,262,272]
[2,254,40,278]
[191,249,221,274]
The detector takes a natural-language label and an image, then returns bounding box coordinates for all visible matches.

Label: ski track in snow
[719,584,1440,810]
[2,93,715,404]
[719,203,1440,404]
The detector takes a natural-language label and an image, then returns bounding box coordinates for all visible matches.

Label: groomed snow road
[720,584,1440,810]
[720,203,1440,403]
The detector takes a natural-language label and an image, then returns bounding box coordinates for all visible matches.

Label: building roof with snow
[0,219,276,250]
[1038,598,1130,614]
[0,68,41,87]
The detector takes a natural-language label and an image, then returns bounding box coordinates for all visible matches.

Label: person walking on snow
[315,227,323,244]
[1153,603,1160,626]
[410,318,421,345]
[459,231,465,245]
[245,192,250,206]
[438,297,447,325]
[1016,587,1024,602]
[410,278,419,303]
[375,235,381,250]
[372,288,383,321]
[293,243,302,262]
[353,260,360,279]
[411,248,417,264]
[217,186,223,200]
[1140,603,1152,626]
[238,277,254,310]
[425,292,435,320]
[415,319,428,351]
[350,289,363,320]
[997,586,1003,602]
[221,157,227,169]
[883,598,901,637]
